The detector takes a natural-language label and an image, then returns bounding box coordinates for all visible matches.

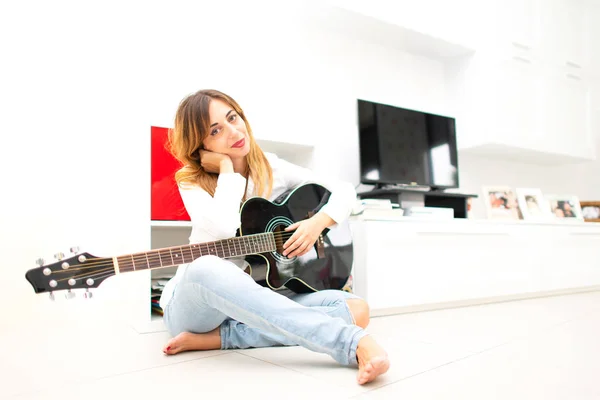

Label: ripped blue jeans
[163,255,366,366]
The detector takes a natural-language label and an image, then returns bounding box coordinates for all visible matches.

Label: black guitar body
[239,183,354,293]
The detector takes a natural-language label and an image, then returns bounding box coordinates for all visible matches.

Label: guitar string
[54,266,115,283]
[44,230,311,273]
[44,233,273,271]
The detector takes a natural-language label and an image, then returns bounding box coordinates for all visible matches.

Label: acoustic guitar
[25,183,354,299]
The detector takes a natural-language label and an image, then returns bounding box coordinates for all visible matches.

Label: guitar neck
[114,232,277,273]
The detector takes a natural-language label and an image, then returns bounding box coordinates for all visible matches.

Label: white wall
[1,0,598,326]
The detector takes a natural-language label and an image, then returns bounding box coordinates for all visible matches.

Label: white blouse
[159,152,356,309]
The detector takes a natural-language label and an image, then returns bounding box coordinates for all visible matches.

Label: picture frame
[482,186,521,220]
[580,201,600,223]
[545,194,584,221]
[515,188,552,220]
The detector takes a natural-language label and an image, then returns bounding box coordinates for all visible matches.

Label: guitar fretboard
[116,232,277,273]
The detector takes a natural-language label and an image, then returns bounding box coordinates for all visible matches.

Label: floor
[4,290,600,400]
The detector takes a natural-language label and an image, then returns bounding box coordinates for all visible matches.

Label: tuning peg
[54,252,65,261]
[65,290,76,300]
[70,246,80,254]
[49,292,55,301]
[84,289,93,299]
[36,258,45,267]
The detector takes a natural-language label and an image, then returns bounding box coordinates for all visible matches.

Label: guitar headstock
[25,247,114,300]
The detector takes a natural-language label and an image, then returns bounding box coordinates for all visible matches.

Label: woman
[159,89,389,385]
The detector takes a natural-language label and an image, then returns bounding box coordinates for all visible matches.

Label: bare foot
[356,335,390,385]
[163,328,221,355]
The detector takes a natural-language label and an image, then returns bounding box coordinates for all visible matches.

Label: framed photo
[482,186,521,220]
[516,188,552,220]
[545,195,584,221]
[580,201,600,223]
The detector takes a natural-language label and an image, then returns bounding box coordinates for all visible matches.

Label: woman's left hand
[282,213,334,258]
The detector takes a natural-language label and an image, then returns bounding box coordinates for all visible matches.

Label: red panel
[151,126,191,221]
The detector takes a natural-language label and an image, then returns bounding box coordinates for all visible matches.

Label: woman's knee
[184,255,224,283]
[346,298,370,329]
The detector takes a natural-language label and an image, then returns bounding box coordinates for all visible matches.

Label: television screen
[357,99,459,189]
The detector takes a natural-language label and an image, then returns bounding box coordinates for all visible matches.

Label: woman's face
[203,99,250,158]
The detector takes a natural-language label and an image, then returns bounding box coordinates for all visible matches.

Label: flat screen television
[357,99,459,190]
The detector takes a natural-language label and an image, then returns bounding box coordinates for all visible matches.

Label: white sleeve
[179,173,247,239]
[272,155,357,225]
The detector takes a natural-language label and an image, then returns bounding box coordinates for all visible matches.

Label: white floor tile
[236,332,472,394]
[10,352,358,400]
[354,309,600,400]
[1,303,223,398]
[366,291,600,353]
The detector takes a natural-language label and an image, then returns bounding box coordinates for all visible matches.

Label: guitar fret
[190,244,201,260]
[188,245,197,262]
[168,248,176,265]
[159,249,171,267]
[118,255,133,273]
[269,233,276,251]
[173,247,183,264]
[182,245,192,263]
[148,251,161,270]
[260,235,267,253]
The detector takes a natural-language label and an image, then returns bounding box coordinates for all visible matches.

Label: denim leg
[290,290,362,325]
[166,255,366,366]
[223,290,361,351]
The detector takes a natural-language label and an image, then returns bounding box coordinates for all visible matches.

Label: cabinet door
[492,57,539,149]
[538,70,592,160]
[539,0,585,68]
[458,55,538,151]
[494,0,539,51]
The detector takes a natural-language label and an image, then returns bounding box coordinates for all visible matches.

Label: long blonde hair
[168,89,272,199]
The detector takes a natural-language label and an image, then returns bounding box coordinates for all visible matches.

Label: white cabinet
[455,53,594,163]
[350,216,600,316]
[452,0,595,164]
[489,0,585,69]
[457,55,539,152]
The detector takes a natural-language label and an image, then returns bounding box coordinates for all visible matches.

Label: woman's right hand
[199,150,233,174]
